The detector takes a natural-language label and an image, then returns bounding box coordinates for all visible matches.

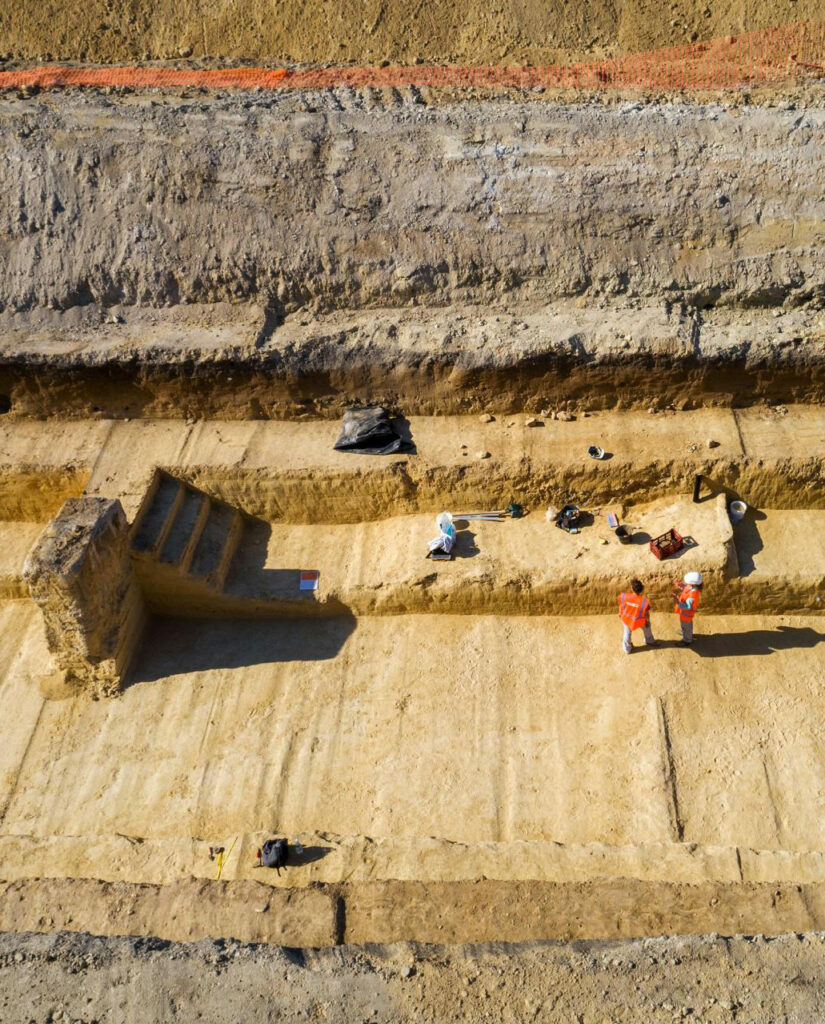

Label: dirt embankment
[2,929,825,1024]
[1,93,822,316]
[0,91,824,416]
[0,0,820,66]
[6,876,825,948]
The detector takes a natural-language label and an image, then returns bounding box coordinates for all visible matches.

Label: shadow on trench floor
[126,613,358,685]
[690,624,825,659]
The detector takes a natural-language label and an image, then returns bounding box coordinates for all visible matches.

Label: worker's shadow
[452,523,480,558]
[692,624,825,658]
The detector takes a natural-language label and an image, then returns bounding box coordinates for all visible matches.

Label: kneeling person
[619,579,656,654]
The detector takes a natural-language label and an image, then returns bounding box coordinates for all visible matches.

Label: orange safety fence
[0,19,823,94]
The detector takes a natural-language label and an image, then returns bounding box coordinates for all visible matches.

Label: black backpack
[261,838,288,871]
[555,504,581,531]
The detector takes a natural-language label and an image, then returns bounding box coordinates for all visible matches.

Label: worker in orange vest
[673,571,703,645]
[618,579,656,654]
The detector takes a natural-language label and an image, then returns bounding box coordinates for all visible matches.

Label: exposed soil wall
[1,90,823,416]
[0,93,822,318]
[2,303,825,418]
[3,876,825,947]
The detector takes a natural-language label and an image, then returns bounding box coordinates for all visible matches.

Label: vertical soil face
[0,94,822,314]
[0,90,823,417]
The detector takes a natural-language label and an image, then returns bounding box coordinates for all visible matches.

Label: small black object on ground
[556,505,581,532]
[256,837,289,874]
[333,406,413,455]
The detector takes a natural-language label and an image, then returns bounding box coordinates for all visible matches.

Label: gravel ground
[2,929,825,1023]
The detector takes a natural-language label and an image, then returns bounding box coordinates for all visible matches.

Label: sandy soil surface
[3,929,825,1023]
[3,596,825,886]
[0,0,820,65]
[0,408,824,946]
[3,407,825,527]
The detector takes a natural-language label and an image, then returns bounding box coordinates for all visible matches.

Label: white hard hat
[436,512,454,529]
[684,571,703,586]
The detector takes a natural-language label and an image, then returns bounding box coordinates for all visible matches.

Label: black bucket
[615,525,632,544]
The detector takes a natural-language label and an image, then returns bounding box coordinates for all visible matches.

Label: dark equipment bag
[260,837,289,871]
[333,406,411,456]
[555,504,581,532]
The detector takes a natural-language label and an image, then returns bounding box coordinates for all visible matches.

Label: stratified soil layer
[0,0,821,65]
[1,90,824,418]
[1,92,822,316]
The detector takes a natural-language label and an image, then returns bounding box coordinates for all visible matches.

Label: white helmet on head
[684,571,703,586]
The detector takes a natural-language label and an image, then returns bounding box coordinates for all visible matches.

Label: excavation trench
[2,410,825,945]
[3,74,825,958]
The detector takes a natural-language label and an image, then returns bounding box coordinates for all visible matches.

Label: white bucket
[729,500,747,523]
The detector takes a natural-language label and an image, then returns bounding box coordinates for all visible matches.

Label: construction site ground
[2,12,825,1012]
[1,407,825,953]
[4,929,825,1024]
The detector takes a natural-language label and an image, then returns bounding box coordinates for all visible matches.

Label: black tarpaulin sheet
[333,406,411,455]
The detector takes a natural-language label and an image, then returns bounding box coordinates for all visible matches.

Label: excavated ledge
[1,303,824,418]
[5,831,825,888]
[4,876,825,946]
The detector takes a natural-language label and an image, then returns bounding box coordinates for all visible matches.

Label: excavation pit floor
[3,601,825,885]
[2,409,825,944]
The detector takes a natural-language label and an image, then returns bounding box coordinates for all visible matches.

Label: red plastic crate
[650,528,684,560]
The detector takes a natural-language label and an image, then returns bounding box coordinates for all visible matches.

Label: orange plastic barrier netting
[0,20,823,94]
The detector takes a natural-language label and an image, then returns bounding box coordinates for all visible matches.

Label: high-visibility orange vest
[674,585,701,622]
[619,591,650,630]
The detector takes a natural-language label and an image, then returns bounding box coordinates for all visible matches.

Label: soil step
[2,831,823,889]
[131,473,184,555]
[190,503,244,589]
[10,408,825,527]
[159,487,209,570]
[129,470,245,600]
